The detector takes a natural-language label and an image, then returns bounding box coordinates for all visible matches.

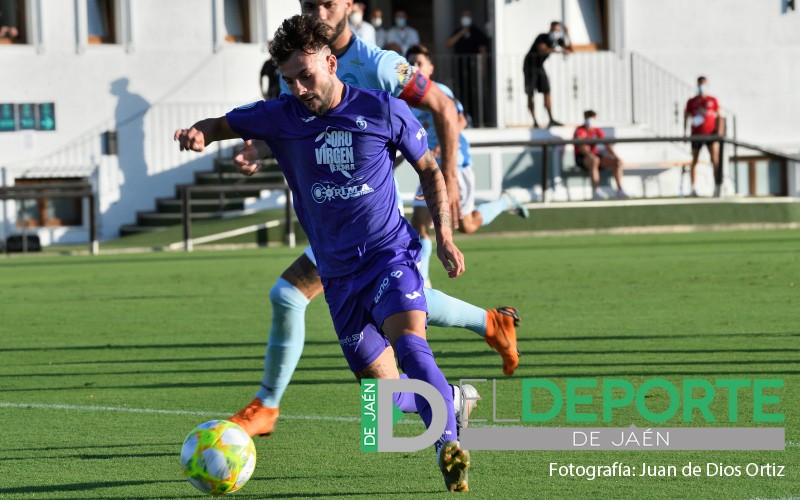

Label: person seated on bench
[574,110,628,200]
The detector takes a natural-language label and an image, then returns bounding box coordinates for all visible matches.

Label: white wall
[621,0,800,148]
[0,0,298,240]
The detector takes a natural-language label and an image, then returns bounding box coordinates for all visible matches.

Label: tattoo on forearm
[415,152,451,229]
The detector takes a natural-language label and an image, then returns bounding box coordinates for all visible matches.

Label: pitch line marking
[0,402,359,423]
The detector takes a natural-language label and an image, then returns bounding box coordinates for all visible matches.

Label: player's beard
[324,15,347,46]
[302,77,335,115]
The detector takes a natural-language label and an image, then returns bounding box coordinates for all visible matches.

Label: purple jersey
[226,85,429,278]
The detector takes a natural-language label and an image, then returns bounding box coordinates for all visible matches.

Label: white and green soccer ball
[180,419,257,495]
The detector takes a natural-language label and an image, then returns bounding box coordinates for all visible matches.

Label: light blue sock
[424,287,488,337]
[256,277,309,407]
[418,237,433,284]
[476,195,512,226]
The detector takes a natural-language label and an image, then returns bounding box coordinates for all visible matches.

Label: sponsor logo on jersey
[311,179,374,203]
[315,126,356,178]
[374,270,404,304]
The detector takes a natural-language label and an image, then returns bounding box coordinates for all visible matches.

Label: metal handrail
[471,136,797,202]
[181,182,294,252]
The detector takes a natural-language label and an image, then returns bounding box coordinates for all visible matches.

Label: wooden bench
[555,145,705,199]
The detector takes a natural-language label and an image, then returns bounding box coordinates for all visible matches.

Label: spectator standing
[385,9,419,56]
[523,21,572,128]
[684,76,724,197]
[445,10,490,124]
[370,8,387,48]
[349,1,376,46]
[573,110,628,200]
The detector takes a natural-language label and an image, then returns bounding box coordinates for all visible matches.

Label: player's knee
[270,277,309,311]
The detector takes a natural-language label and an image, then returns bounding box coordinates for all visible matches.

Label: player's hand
[174,128,206,152]
[447,182,462,229]
[437,238,465,278]
[234,140,262,176]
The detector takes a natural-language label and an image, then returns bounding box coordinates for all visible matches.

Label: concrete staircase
[119,157,284,236]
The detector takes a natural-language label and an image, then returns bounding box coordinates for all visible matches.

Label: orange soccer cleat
[229,399,280,438]
[484,306,521,376]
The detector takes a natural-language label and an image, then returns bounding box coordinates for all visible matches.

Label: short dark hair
[406,44,430,60]
[269,15,330,64]
[550,21,561,28]
[583,109,597,119]
[697,76,707,84]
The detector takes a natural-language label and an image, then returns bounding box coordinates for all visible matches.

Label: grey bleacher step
[119,224,173,236]
[156,197,246,214]
[135,211,221,227]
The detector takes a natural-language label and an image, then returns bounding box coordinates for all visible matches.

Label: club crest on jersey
[356,116,367,130]
[395,62,414,87]
[315,126,355,178]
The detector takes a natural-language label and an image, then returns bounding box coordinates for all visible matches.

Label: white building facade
[0,0,797,245]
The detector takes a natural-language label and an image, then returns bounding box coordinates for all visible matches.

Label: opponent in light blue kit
[229,0,519,438]
[175,15,470,491]
[405,44,530,288]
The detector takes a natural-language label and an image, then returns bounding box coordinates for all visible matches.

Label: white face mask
[698,85,708,94]
[372,17,382,28]
[461,16,472,28]
[349,12,363,25]
[585,119,594,128]
[395,17,407,28]
[549,30,562,41]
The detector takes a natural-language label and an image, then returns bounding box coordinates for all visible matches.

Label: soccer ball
[180,420,257,495]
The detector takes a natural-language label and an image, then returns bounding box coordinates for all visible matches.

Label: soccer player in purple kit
[224,0,520,444]
[175,15,471,492]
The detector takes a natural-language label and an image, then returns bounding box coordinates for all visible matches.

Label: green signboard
[18,103,36,130]
[0,103,56,131]
[38,103,56,131]
[0,103,16,132]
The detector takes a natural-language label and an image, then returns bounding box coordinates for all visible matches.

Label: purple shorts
[321,241,427,373]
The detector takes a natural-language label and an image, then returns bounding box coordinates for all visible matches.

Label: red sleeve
[574,127,585,139]
[398,71,433,108]
[596,128,605,139]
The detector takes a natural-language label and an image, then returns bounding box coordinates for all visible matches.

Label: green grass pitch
[0,229,798,499]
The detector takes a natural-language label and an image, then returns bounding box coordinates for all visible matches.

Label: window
[14,178,84,227]
[0,0,25,44]
[223,0,251,43]
[87,0,116,44]
[565,0,608,51]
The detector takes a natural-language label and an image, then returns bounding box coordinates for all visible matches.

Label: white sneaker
[615,189,629,199]
[451,383,479,438]
[592,188,609,200]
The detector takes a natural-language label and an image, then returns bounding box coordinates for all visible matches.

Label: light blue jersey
[280,35,419,100]
[411,82,471,168]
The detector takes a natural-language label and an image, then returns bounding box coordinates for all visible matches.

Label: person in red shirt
[574,110,627,200]
[684,76,724,196]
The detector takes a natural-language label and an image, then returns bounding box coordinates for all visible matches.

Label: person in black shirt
[523,21,572,128]
[446,10,490,125]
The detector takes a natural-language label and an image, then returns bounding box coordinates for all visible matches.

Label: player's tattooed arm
[412,150,465,278]
[413,150,450,230]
